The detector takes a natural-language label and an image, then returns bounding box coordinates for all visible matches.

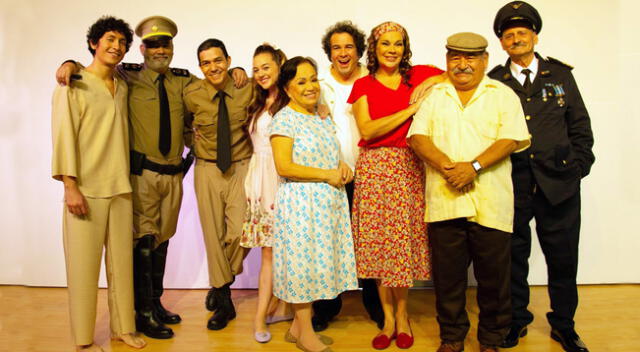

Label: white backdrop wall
[1,0,638,288]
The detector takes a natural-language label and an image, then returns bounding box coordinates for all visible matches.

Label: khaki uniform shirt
[184,75,253,162]
[408,76,531,233]
[51,69,131,198]
[117,64,197,164]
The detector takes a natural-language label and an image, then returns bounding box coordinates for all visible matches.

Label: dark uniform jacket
[489,53,595,206]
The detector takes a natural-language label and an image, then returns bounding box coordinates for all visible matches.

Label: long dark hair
[248,44,287,123]
[272,56,318,115]
[366,22,413,86]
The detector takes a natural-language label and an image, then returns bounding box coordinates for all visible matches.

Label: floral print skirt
[240,152,278,248]
[352,147,431,287]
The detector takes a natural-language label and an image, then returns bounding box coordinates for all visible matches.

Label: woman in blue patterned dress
[270,56,358,352]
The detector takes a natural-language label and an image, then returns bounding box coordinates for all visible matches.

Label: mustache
[452,67,474,74]
[509,41,527,49]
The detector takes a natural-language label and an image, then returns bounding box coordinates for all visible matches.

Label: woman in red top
[348,21,444,350]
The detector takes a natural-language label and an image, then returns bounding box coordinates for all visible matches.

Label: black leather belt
[198,157,217,163]
[142,158,183,175]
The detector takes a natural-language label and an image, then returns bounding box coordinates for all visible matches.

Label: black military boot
[134,235,174,339]
[151,240,181,324]
[205,287,218,311]
[207,283,236,330]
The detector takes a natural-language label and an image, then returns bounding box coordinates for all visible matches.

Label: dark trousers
[511,183,581,330]
[429,218,511,346]
[312,181,382,323]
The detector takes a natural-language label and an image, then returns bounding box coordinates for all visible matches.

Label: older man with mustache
[488,2,595,351]
[408,32,530,352]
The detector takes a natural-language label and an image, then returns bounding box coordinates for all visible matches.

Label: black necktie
[216,91,231,173]
[521,68,532,94]
[158,74,171,156]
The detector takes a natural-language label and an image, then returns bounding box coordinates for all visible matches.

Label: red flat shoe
[396,322,414,349]
[372,331,397,350]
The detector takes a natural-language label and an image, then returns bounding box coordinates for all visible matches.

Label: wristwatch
[471,160,483,173]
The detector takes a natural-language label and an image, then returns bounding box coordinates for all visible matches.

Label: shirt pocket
[130,92,156,104]
[193,113,217,142]
[476,119,499,140]
[230,109,249,129]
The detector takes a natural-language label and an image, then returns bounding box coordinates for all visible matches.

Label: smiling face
[252,52,279,90]
[329,32,359,79]
[198,47,231,89]
[90,30,127,66]
[375,31,404,71]
[285,62,320,113]
[500,26,538,61]
[141,39,173,73]
[446,50,488,91]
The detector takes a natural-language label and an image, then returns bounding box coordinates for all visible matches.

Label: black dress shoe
[207,308,236,330]
[205,287,217,311]
[311,315,329,332]
[500,324,528,348]
[551,328,589,352]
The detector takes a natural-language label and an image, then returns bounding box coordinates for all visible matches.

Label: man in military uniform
[55,16,248,339]
[488,3,595,352]
[183,38,253,331]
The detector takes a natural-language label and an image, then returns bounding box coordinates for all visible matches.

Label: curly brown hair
[366,22,413,86]
[86,16,133,56]
[321,20,366,61]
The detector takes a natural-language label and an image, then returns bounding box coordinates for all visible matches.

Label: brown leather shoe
[480,344,499,352]
[436,341,464,352]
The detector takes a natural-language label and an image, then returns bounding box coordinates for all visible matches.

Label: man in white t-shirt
[312,20,384,332]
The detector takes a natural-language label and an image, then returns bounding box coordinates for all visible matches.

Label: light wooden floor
[2,285,639,351]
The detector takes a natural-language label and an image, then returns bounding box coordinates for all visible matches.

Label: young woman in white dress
[239,44,290,343]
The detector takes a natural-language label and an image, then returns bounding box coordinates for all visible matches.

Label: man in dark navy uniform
[488,2,595,352]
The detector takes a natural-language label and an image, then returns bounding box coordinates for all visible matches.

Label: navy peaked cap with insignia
[493,1,542,37]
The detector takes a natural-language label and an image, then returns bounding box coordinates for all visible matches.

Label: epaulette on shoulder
[122,62,142,71]
[545,56,573,70]
[488,64,506,76]
[170,68,190,77]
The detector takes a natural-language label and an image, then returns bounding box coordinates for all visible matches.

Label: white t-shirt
[319,66,362,171]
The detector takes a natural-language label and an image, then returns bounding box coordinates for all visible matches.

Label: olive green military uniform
[117,63,197,245]
[183,77,253,288]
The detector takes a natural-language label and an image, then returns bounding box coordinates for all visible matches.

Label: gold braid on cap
[373,21,406,40]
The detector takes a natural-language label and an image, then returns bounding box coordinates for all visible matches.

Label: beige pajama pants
[194,158,249,288]
[62,193,135,345]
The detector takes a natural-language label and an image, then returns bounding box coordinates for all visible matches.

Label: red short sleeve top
[348,65,443,148]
